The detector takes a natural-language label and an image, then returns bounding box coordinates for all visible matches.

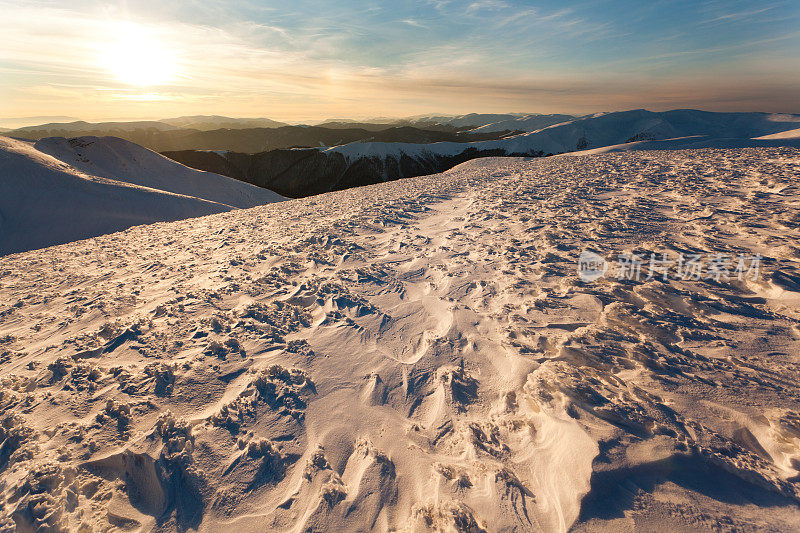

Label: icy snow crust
[2,149,800,531]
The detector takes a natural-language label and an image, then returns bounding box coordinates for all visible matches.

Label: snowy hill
[513,109,800,151]
[324,109,800,161]
[0,136,283,255]
[33,136,283,209]
[1,147,800,531]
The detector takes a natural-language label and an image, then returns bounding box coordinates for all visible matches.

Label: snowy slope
[0,136,283,255]
[756,128,800,140]
[2,147,800,532]
[515,109,800,151]
[33,136,283,209]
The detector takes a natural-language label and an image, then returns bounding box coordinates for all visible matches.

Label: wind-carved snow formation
[1,148,800,531]
[0,135,284,255]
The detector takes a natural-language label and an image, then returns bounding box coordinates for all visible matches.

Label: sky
[1,0,799,124]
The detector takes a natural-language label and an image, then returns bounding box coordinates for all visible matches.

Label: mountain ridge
[163,109,800,198]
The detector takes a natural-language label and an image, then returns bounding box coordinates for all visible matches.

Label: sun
[101,24,177,87]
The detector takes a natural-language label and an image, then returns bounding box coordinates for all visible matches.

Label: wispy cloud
[466,0,509,13]
[702,5,776,24]
[402,19,426,28]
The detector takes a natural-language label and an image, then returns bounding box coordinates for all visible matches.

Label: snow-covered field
[1,148,800,531]
[0,136,283,255]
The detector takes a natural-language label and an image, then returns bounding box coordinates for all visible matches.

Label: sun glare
[101,24,177,87]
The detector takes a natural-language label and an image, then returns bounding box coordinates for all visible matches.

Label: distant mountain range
[402,113,531,128]
[11,120,178,136]
[7,124,510,153]
[4,113,570,149]
[159,115,289,130]
[162,109,800,198]
[0,115,79,129]
[466,113,577,133]
[2,112,575,138]
[6,109,800,206]
[0,135,283,255]
[319,109,800,157]
[314,121,461,132]
[313,114,536,128]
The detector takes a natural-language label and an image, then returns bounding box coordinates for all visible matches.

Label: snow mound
[0,136,283,255]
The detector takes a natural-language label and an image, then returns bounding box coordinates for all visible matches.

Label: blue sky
[1,0,798,122]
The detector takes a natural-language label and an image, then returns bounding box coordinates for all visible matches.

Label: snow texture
[1,147,800,531]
